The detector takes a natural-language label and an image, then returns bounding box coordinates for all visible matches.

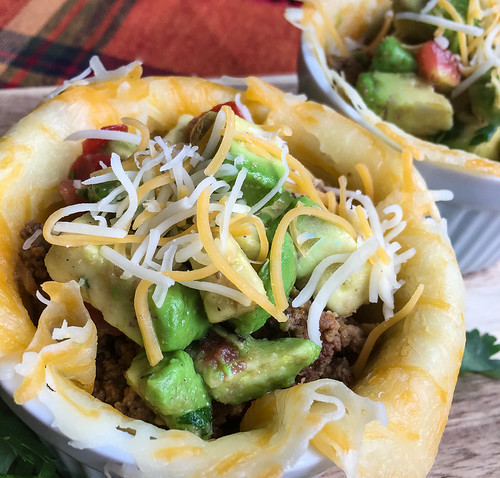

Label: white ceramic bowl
[0,372,332,478]
[298,34,500,275]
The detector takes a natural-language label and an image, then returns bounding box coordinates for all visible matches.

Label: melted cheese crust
[0,70,465,477]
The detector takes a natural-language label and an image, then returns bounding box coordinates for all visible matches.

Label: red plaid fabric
[0,0,301,88]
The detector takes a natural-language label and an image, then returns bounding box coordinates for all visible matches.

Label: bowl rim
[0,371,333,477]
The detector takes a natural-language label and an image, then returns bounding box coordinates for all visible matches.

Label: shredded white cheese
[22,229,42,250]
[65,129,141,145]
[394,12,484,36]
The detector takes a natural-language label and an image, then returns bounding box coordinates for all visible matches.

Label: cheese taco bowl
[0,60,465,477]
[293,0,500,274]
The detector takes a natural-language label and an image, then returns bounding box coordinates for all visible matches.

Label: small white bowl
[298,35,500,275]
[0,373,333,478]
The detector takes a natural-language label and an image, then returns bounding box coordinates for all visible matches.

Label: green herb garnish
[469,124,498,146]
[0,397,69,477]
[460,329,500,379]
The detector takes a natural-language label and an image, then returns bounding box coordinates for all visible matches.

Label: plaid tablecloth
[0,0,301,88]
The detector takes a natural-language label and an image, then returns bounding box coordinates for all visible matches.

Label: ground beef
[211,401,250,439]
[327,53,369,86]
[16,220,51,294]
[92,334,157,424]
[283,300,369,387]
[15,220,373,437]
[15,221,52,322]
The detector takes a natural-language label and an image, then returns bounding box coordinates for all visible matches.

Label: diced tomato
[416,41,461,92]
[71,153,111,181]
[59,179,83,205]
[81,124,128,155]
[209,101,245,118]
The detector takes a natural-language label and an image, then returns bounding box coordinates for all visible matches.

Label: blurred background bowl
[298,33,500,275]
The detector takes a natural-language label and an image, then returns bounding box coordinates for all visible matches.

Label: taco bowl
[293,0,500,274]
[0,60,465,477]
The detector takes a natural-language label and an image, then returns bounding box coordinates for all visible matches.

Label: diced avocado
[233,223,261,261]
[194,329,320,405]
[82,180,121,202]
[223,140,285,207]
[356,72,453,136]
[46,219,209,349]
[188,110,286,207]
[45,225,142,343]
[198,237,266,323]
[126,350,212,438]
[289,197,370,316]
[289,198,357,279]
[149,283,210,352]
[393,0,467,48]
[317,261,372,317]
[468,68,500,125]
[101,140,137,159]
[372,37,417,73]
[230,232,297,336]
[257,190,295,229]
[392,0,438,43]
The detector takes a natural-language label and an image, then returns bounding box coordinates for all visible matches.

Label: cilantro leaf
[460,329,500,379]
[0,397,69,477]
[469,124,498,146]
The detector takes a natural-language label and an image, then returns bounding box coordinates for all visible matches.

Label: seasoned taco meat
[16,221,51,295]
[17,219,370,435]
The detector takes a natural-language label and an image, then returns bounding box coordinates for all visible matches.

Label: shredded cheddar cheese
[229,214,269,262]
[270,205,358,312]
[134,280,163,366]
[196,187,288,322]
[338,176,348,220]
[354,163,374,200]
[313,0,348,57]
[352,284,425,378]
[42,98,417,371]
[122,116,151,152]
[204,106,236,176]
[401,149,416,194]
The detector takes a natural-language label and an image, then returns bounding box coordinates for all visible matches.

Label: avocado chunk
[356,72,453,136]
[166,114,196,144]
[230,232,297,336]
[194,329,320,405]
[392,0,438,43]
[289,197,370,317]
[290,198,357,279]
[257,189,295,228]
[197,237,266,323]
[234,190,294,261]
[233,223,261,261]
[189,111,286,208]
[223,140,286,207]
[468,68,500,125]
[45,229,142,343]
[46,222,209,349]
[149,283,210,352]
[126,350,212,438]
[101,139,137,159]
[79,180,122,203]
[372,37,417,73]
